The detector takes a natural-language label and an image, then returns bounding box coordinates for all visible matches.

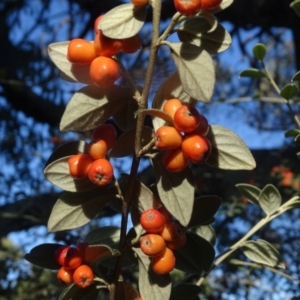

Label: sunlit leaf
[151,153,194,227]
[280,83,299,100]
[206,125,256,170]
[133,248,172,300]
[258,184,281,216]
[193,225,216,245]
[99,4,147,39]
[170,284,202,300]
[58,283,99,300]
[282,196,300,211]
[241,239,285,268]
[252,43,267,61]
[239,68,266,78]
[167,42,215,102]
[236,183,261,206]
[60,85,129,132]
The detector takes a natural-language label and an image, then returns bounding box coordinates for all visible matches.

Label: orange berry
[191,114,209,136]
[88,158,114,186]
[154,126,183,150]
[160,222,185,242]
[131,0,149,6]
[174,0,202,16]
[68,154,94,179]
[121,34,141,53]
[167,233,187,250]
[140,209,165,233]
[181,134,211,163]
[57,267,74,284]
[140,234,166,256]
[73,265,94,289]
[173,104,201,133]
[163,99,183,120]
[94,15,104,33]
[89,56,120,88]
[201,0,222,11]
[151,247,175,274]
[55,246,83,270]
[88,140,108,160]
[162,148,189,172]
[94,31,122,57]
[67,39,97,64]
[92,123,117,150]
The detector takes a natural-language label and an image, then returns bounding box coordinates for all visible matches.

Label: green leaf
[151,153,195,227]
[60,85,129,132]
[134,248,172,300]
[168,42,215,102]
[58,283,99,300]
[235,183,261,206]
[280,83,299,100]
[44,156,97,192]
[24,243,62,270]
[193,225,216,245]
[152,72,192,131]
[99,3,147,39]
[258,184,281,216]
[206,125,256,170]
[239,68,266,78]
[292,70,300,82]
[47,193,114,232]
[48,41,93,84]
[188,196,222,227]
[45,140,88,168]
[241,239,285,268]
[109,126,153,158]
[285,128,300,138]
[290,0,300,17]
[252,43,267,61]
[282,196,300,211]
[175,232,215,275]
[177,17,232,54]
[170,284,202,300]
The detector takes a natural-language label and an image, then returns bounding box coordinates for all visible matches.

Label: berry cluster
[55,243,94,289]
[67,15,141,88]
[174,0,223,16]
[139,207,186,274]
[155,99,211,172]
[68,123,116,186]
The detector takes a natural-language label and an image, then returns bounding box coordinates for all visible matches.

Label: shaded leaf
[48,41,93,84]
[175,232,215,275]
[60,85,129,132]
[151,153,194,227]
[258,184,281,216]
[168,42,215,102]
[252,43,267,61]
[85,244,119,265]
[285,128,300,138]
[292,70,300,82]
[280,83,299,100]
[170,284,202,300]
[239,68,266,78]
[206,125,256,170]
[210,0,234,13]
[44,156,97,192]
[85,226,121,248]
[236,183,261,206]
[290,0,300,17]
[116,282,140,300]
[24,243,62,270]
[58,283,99,300]
[241,239,285,268]
[193,225,216,246]
[188,196,222,227]
[137,108,173,124]
[99,4,147,39]
[177,17,231,54]
[133,248,171,300]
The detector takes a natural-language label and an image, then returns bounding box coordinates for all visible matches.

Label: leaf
[47,193,114,232]
[151,153,194,227]
[285,128,300,138]
[116,282,140,300]
[258,184,281,216]
[85,226,121,248]
[193,225,216,246]
[44,156,97,192]
[235,183,261,206]
[99,3,147,39]
[188,196,222,227]
[177,17,232,54]
[48,41,93,84]
[292,70,300,82]
[58,283,99,300]
[170,284,202,300]
[175,232,215,275]
[24,243,62,270]
[280,83,299,100]
[290,0,300,17]
[167,42,215,102]
[152,72,192,131]
[241,239,285,268]
[136,108,174,125]
[206,125,256,170]
[109,127,154,158]
[85,244,119,265]
[209,0,234,13]
[45,140,88,168]
[60,85,129,132]
[282,196,300,211]
[239,68,266,78]
[252,43,267,61]
[133,248,172,300]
